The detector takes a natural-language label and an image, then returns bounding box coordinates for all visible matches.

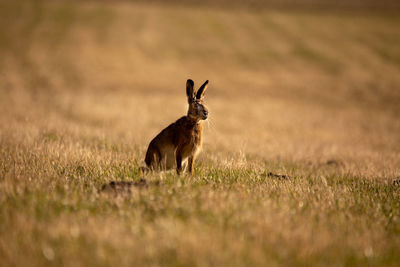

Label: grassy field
[1,0,400,266]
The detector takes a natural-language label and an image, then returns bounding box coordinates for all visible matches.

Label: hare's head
[186,79,209,121]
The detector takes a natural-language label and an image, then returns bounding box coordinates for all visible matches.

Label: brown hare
[144,79,209,175]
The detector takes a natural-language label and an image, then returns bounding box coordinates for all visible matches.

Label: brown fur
[144,79,209,175]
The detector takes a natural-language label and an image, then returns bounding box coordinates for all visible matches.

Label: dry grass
[0,1,400,266]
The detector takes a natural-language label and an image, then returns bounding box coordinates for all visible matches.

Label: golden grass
[0,1,399,266]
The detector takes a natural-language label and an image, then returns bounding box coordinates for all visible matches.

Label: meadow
[0,0,400,266]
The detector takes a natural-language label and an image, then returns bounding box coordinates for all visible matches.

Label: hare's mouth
[202,111,208,120]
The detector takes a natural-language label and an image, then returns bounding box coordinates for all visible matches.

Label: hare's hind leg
[145,146,162,171]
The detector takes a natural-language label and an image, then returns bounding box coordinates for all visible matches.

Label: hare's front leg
[176,152,182,175]
[188,156,195,175]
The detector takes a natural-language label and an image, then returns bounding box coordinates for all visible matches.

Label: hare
[144,79,209,175]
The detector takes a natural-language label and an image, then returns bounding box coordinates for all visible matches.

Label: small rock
[101,178,148,193]
[326,159,344,166]
[266,172,289,179]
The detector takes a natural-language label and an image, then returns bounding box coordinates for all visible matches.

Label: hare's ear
[196,80,208,100]
[186,79,195,103]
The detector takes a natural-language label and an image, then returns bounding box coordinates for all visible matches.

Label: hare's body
[144,79,209,175]
[145,116,202,171]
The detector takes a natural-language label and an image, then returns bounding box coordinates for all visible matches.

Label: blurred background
[1,0,399,174]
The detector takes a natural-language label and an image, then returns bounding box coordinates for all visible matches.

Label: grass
[1,0,400,266]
